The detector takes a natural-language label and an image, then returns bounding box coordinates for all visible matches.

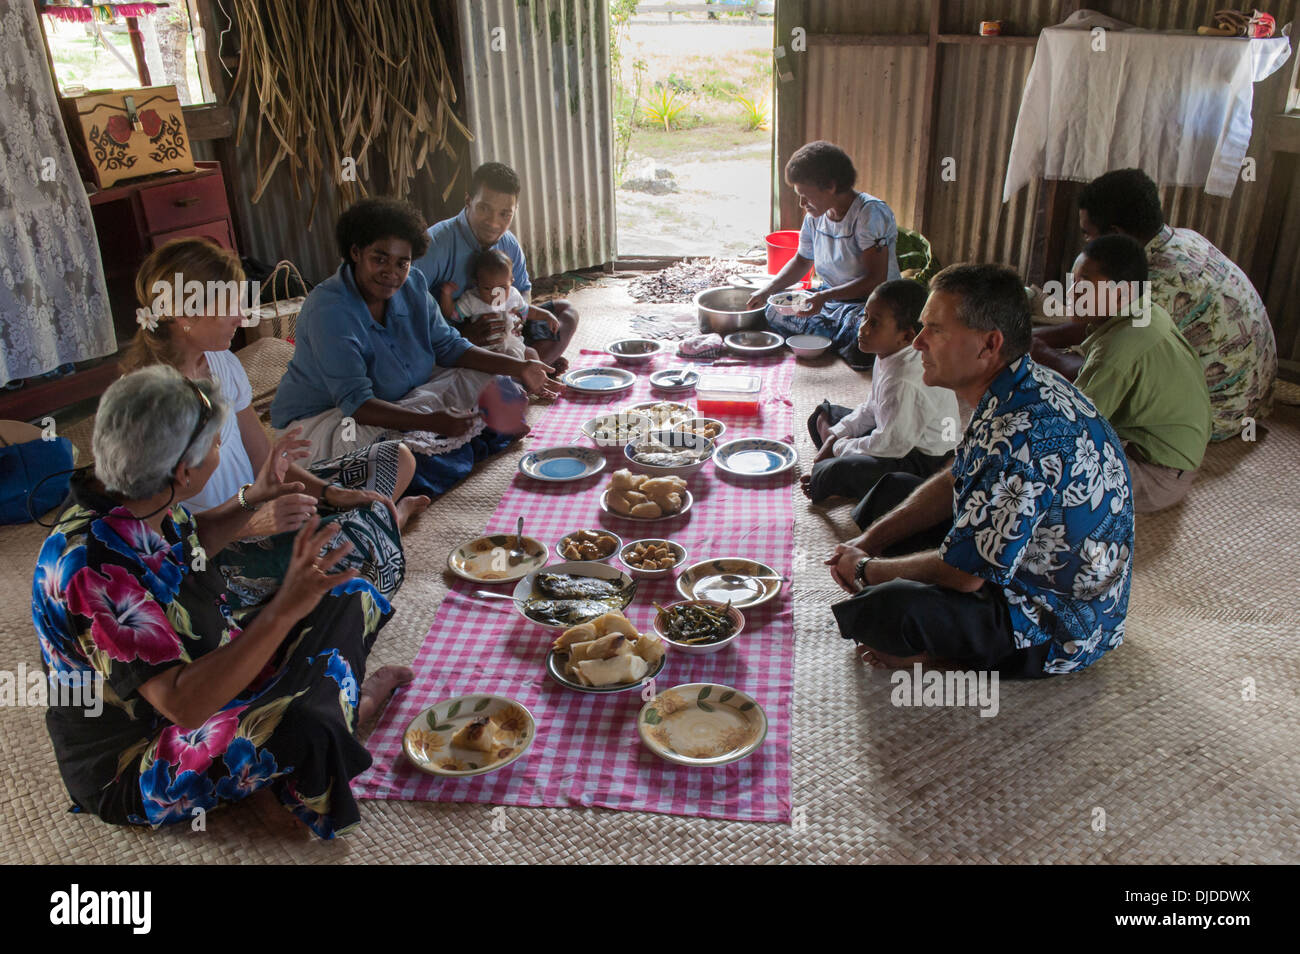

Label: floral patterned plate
[446,534,549,584]
[637,683,767,766]
[404,694,536,778]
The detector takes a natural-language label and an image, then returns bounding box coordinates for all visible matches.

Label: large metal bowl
[694,286,767,334]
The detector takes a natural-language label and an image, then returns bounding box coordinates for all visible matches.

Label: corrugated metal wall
[801,43,928,240]
[787,0,1299,287]
[929,43,1042,269]
[1263,156,1300,362]
[198,3,469,284]
[455,0,615,279]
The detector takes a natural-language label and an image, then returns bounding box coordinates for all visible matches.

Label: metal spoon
[509,516,526,564]
[474,590,527,603]
[718,573,786,585]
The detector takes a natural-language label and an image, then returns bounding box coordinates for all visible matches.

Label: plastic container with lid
[695,372,762,416]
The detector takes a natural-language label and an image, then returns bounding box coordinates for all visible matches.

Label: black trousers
[807,402,950,505]
[831,472,1052,678]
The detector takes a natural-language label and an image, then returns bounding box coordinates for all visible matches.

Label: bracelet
[854,555,874,589]
[237,483,258,512]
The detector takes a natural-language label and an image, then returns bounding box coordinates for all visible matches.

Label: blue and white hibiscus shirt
[940,356,1135,674]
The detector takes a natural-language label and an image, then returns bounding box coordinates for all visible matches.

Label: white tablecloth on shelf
[1003,22,1291,201]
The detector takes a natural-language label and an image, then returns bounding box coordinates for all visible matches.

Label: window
[39,0,214,105]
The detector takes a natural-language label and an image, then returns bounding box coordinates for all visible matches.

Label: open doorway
[612,2,774,259]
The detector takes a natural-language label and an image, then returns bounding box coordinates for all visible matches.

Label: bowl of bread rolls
[601,468,693,521]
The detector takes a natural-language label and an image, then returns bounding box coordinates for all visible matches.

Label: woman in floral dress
[33,365,411,837]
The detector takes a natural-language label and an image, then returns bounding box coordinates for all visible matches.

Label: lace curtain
[0,2,116,386]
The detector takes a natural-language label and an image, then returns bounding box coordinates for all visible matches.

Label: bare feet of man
[357,664,415,729]
[859,647,932,669]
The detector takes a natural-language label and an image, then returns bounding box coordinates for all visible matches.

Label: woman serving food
[747,141,901,368]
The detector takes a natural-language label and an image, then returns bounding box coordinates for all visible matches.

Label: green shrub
[734,93,769,131]
[640,86,690,131]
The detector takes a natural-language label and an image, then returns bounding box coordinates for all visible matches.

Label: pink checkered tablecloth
[354,350,798,822]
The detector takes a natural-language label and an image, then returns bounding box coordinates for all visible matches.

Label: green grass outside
[44,19,206,103]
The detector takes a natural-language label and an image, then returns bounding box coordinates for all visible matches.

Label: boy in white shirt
[802,279,959,504]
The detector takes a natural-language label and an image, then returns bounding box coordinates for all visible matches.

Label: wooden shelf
[937,34,1039,46]
[0,358,121,423]
[807,33,929,47]
[85,163,220,206]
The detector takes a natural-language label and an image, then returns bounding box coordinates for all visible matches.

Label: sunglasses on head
[173,378,214,474]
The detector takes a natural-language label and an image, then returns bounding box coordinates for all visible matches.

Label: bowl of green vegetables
[652,599,745,655]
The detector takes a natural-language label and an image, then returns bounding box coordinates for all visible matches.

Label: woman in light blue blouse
[748,141,901,368]
[271,198,559,469]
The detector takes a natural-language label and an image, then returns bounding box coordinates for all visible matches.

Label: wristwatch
[854,555,875,589]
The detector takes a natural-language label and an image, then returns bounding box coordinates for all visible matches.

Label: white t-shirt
[828,346,960,459]
[186,349,256,512]
[796,191,901,292]
[454,286,528,359]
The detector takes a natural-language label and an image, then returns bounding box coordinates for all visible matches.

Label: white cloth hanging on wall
[0,1,116,385]
[1003,14,1292,202]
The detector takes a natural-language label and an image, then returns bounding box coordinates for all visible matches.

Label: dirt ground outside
[615,16,775,258]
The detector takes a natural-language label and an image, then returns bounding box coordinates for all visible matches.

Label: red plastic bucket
[765,230,813,287]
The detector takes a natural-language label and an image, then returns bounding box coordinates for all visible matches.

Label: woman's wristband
[237,483,258,512]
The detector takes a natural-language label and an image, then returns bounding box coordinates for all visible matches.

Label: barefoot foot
[248,787,309,838]
[357,664,414,727]
[396,495,430,531]
[858,647,932,669]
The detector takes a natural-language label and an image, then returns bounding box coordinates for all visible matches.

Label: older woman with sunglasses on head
[33,365,411,838]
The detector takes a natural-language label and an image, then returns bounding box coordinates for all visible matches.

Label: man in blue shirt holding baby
[414,162,580,375]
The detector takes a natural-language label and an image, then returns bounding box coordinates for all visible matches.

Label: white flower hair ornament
[135,306,160,333]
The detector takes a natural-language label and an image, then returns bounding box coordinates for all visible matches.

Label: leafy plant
[640,86,690,132]
[615,57,647,181]
[734,93,769,131]
[666,72,693,93]
[702,78,741,100]
[896,228,937,285]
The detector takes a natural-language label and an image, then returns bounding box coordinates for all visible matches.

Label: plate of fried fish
[511,562,637,629]
[404,694,536,777]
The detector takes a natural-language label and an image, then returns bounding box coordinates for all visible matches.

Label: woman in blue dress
[34,366,410,837]
[748,141,901,368]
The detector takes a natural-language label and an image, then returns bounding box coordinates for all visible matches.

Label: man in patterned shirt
[1035,168,1276,440]
[827,265,1135,677]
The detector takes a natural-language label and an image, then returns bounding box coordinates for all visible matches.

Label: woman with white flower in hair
[33,365,412,837]
[122,237,427,608]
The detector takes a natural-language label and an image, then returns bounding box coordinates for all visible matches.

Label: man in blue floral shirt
[827,264,1134,677]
